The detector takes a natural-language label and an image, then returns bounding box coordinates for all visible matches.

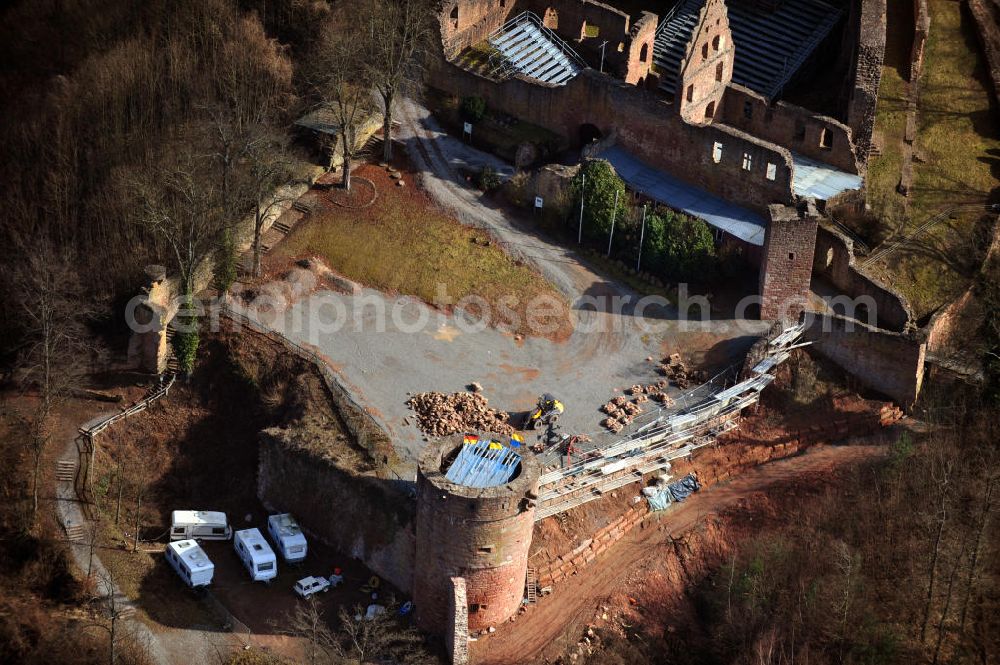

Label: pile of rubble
[405,391,514,437]
[657,353,707,389]
[599,380,676,433]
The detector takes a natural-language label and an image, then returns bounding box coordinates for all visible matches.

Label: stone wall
[911,0,930,83]
[969,0,1000,105]
[624,12,658,86]
[804,313,926,408]
[257,435,417,592]
[759,204,819,321]
[846,0,886,166]
[813,225,913,331]
[440,0,518,57]
[447,577,470,665]
[721,84,859,173]
[431,58,797,212]
[677,0,735,124]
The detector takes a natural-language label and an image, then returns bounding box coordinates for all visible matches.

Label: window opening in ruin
[500,0,506,7]
[766,163,777,180]
[794,120,806,142]
[478,545,495,554]
[701,42,709,59]
[705,101,715,120]
[712,35,723,51]
[686,84,694,103]
[470,604,481,613]
[712,141,723,163]
[715,62,723,81]
[788,252,796,261]
[742,153,752,170]
[450,5,458,29]
[819,127,833,149]
[743,101,753,119]
[640,43,649,62]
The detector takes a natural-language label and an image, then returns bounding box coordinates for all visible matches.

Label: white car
[294,576,331,599]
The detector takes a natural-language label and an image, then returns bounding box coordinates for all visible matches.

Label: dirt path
[471,444,886,665]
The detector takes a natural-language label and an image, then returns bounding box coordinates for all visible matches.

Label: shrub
[643,208,716,281]
[571,159,629,243]
[460,95,487,124]
[477,165,501,192]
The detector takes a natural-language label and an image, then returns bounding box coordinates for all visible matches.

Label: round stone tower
[413,436,540,634]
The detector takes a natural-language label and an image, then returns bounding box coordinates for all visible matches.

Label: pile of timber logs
[405,391,514,437]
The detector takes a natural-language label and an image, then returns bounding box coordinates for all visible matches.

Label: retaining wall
[804,313,926,408]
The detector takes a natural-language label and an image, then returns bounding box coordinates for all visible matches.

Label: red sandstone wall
[812,225,913,332]
[413,461,539,633]
[677,0,735,124]
[804,313,926,408]
[440,0,518,57]
[430,58,797,211]
[847,0,886,165]
[721,84,859,174]
[759,207,819,321]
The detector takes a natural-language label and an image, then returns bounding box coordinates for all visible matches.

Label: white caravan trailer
[267,513,308,563]
[233,528,278,582]
[170,510,233,541]
[165,539,215,588]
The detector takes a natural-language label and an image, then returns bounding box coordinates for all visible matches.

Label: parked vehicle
[294,576,331,598]
[267,513,308,563]
[165,539,214,588]
[170,510,233,541]
[233,528,278,583]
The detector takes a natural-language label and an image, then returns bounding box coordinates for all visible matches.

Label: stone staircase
[55,459,76,482]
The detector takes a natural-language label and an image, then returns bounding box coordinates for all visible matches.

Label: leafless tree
[6,238,97,525]
[245,130,295,277]
[331,603,432,665]
[277,598,338,665]
[310,20,376,192]
[363,0,436,163]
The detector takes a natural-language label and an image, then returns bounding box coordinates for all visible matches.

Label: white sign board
[463,122,473,134]
[534,196,544,209]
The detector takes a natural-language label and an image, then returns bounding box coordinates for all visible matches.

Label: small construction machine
[525,393,564,430]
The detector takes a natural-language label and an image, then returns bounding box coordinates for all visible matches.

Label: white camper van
[267,513,308,563]
[170,510,232,541]
[165,539,215,588]
[233,528,278,582]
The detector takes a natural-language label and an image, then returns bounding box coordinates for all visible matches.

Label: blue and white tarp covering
[647,473,702,511]
[445,438,522,488]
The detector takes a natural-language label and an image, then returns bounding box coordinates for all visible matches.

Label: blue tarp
[647,473,702,512]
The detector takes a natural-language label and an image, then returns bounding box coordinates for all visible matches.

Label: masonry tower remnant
[759,201,820,321]
[413,436,540,634]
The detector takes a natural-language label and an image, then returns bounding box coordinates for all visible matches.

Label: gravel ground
[239,97,768,476]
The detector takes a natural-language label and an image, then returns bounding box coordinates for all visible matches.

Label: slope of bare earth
[472,444,887,665]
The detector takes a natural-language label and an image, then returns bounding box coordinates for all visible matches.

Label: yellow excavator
[525,393,564,430]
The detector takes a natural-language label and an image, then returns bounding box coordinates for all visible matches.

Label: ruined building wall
[759,204,819,321]
[624,12,658,85]
[431,58,797,211]
[413,440,540,635]
[440,0,519,57]
[257,434,417,592]
[804,314,926,409]
[720,84,859,173]
[846,0,886,165]
[676,0,735,124]
[812,225,913,331]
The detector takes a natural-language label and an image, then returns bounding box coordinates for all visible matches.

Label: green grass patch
[584,24,600,38]
[866,0,1000,316]
[277,164,572,339]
